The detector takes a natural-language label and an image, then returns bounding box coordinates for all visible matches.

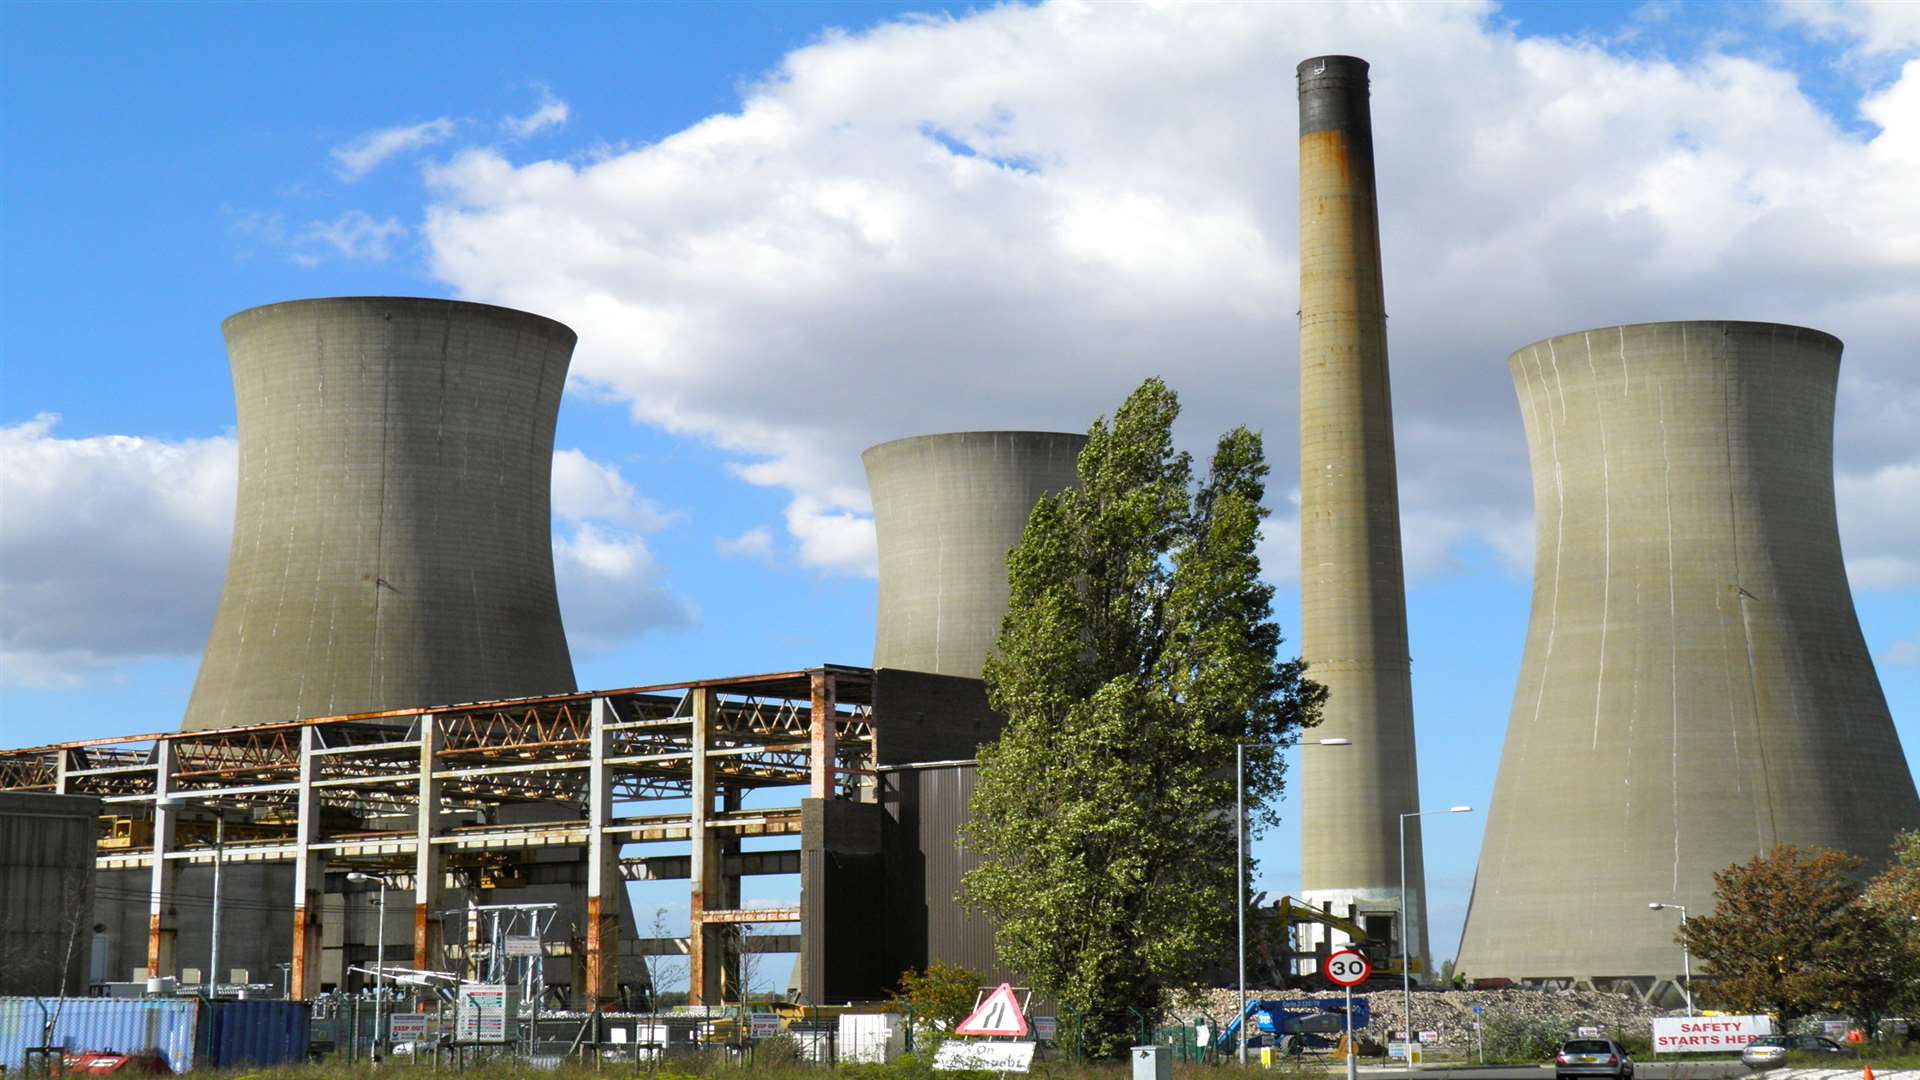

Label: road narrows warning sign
[954,983,1029,1037]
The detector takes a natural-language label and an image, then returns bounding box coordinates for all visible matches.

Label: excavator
[1249,894,1418,989]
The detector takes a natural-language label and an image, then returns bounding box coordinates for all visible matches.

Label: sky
[2,0,1917,987]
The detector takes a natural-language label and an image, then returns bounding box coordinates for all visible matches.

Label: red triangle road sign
[954,982,1029,1037]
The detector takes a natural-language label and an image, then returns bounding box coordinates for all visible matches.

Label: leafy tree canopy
[893,961,985,1038]
[1680,844,1906,1031]
[960,377,1325,1057]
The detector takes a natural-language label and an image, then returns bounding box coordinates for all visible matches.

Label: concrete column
[1295,54,1431,973]
[686,688,723,1005]
[147,739,178,978]
[291,726,325,999]
[413,714,444,973]
[810,671,837,800]
[584,697,622,1008]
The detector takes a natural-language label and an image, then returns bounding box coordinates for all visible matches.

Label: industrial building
[1293,55,1432,974]
[0,792,101,995]
[1457,321,1920,996]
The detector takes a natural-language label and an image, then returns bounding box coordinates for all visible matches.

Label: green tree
[893,961,984,1049]
[960,377,1325,1058]
[1679,845,1891,1030]
[1861,831,1920,1020]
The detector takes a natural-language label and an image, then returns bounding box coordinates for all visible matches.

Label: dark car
[1556,1039,1634,1080]
[1741,1034,1856,1069]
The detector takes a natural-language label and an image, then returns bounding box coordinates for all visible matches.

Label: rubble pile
[1177,987,1662,1050]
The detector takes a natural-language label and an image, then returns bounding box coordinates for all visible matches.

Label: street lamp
[347,872,392,1066]
[1649,902,1693,1016]
[1237,737,1352,1065]
[1399,806,1472,1049]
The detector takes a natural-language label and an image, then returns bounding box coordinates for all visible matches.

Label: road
[1342,1066,1748,1080]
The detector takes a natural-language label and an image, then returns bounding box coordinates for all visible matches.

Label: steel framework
[0,666,875,1006]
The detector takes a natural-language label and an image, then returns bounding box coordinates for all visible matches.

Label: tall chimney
[1295,56,1433,973]
[183,297,578,730]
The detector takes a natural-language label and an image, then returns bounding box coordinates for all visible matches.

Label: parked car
[1741,1034,1857,1069]
[1555,1039,1635,1080]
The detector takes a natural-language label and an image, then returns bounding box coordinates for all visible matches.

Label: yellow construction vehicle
[1254,895,1420,988]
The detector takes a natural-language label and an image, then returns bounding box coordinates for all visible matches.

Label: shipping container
[0,997,199,1073]
[204,999,310,1068]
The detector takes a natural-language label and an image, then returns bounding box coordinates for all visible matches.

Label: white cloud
[416,3,1918,593]
[1882,639,1920,668]
[0,415,236,687]
[332,118,456,182]
[1774,0,1920,56]
[227,207,408,267]
[1837,459,1920,588]
[503,88,570,138]
[552,448,682,530]
[292,210,408,266]
[553,524,697,653]
[716,526,776,562]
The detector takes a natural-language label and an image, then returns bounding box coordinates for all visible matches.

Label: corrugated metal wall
[0,793,101,996]
[0,997,200,1072]
[882,762,1014,984]
[205,999,311,1068]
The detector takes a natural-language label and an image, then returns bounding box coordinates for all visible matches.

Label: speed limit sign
[1325,949,1371,987]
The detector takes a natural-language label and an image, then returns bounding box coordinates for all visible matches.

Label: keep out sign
[1651,1016,1773,1052]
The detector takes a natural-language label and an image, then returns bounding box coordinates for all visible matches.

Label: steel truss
[0,666,875,1008]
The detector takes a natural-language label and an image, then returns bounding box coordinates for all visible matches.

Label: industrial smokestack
[1457,321,1920,991]
[183,297,578,730]
[1295,56,1434,972]
[864,431,1086,679]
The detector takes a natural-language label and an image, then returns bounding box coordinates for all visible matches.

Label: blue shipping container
[0,996,200,1073]
[204,999,311,1068]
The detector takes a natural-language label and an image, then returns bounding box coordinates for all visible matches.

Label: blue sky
[3,1,1916,984]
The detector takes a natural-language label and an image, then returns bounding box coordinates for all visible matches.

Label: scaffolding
[0,666,875,1007]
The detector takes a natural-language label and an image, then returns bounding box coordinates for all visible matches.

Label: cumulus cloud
[332,118,456,181]
[1775,0,1920,56]
[0,417,690,682]
[716,526,777,562]
[503,87,570,138]
[417,3,1919,591]
[0,415,236,687]
[552,448,683,530]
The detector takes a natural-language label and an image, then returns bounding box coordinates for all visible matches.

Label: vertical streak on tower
[1295,56,1431,970]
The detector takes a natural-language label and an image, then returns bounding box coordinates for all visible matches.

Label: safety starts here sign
[1651,1015,1772,1052]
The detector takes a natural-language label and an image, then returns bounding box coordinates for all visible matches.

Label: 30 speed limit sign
[1325,949,1371,987]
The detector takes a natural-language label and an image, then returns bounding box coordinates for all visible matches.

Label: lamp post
[1399,806,1472,1049]
[209,811,224,999]
[1237,737,1351,1065]
[347,872,391,1066]
[1648,902,1693,1015]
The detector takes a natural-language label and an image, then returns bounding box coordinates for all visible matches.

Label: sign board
[457,984,511,1043]
[502,935,542,957]
[1421,1030,1440,1044]
[1578,1026,1601,1038]
[389,1013,430,1043]
[934,1041,1035,1073]
[1472,1006,1484,1015]
[954,983,1029,1037]
[1033,1016,1057,1040]
[1324,949,1371,987]
[750,1013,780,1038]
[1651,1015,1772,1053]
[1821,1020,1848,1038]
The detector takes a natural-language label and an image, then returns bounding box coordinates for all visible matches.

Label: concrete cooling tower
[864,431,1087,679]
[1295,55,1434,974]
[183,297,578,730]
[1457,321,1920,992]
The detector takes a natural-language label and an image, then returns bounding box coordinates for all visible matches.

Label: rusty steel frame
[0,665,874,1007]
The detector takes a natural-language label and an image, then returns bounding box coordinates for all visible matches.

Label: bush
[1481,1015,1567,1062]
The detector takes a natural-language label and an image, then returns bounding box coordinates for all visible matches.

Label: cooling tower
[1295,55,1434,973]
[183,297,578,730]
[864,431,1086,679]
[1457,321,1920,988]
